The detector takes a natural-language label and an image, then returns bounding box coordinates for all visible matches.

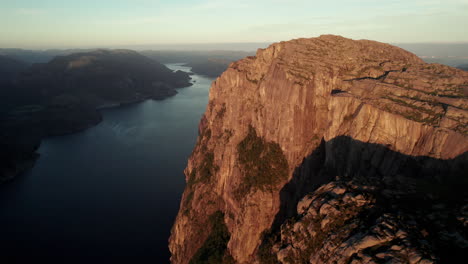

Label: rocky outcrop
[169,35,468,263]
[272,139,467,264]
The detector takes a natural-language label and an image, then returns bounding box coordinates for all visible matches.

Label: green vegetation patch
[187,151,219,188]
[382,95,443,125]
[216,103,226,119]
[182,190,194,216]
[223,129,233,143]
[189,211,234,264]
[258,229,280,264]
[187,126,220,188]
[236,125,289,198]
[198,152,216,183]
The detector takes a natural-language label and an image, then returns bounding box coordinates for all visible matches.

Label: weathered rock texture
[169,35,468,264]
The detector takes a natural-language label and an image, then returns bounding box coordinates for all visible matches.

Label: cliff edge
[169,35,468,264]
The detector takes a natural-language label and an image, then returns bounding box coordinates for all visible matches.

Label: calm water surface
[0,64,213,263]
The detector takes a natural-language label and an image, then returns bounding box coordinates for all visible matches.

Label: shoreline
[1,65,196,183]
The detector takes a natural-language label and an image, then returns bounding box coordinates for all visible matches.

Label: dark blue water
[0,64,213,263]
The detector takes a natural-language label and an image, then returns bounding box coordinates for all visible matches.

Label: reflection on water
[0,64,213,263]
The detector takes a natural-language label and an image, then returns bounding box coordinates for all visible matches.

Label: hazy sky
[1,0,467,49]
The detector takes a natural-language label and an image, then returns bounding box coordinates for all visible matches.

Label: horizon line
[2,40,468,52]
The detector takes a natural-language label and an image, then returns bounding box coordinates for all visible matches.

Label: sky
[1,0,467,49]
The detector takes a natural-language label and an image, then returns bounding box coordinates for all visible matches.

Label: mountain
[0,55,28,83]
[394,43,468,58]
[0,49,192,183]
[393,43,468,68]
[169,35,468,264]
[458,64,468,71]
[16,49,191,106]
[140,50,254,77]
[0,48,96,65]
[185,58,235,78]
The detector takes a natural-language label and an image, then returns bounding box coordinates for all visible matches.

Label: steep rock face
[169,35,468,263]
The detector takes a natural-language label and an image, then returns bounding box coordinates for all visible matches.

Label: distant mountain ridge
[18,49,191,105]
[394,43,468,57]
[141,50,254,77]
[1,48,255,78]
[0,55,28,83]
[0,48,93,65]
[458,64,468,71]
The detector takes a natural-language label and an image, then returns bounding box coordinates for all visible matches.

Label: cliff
[169,35,468,263]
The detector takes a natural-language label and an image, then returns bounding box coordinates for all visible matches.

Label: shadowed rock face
[271,137,467,264]
[169,35,468,264]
